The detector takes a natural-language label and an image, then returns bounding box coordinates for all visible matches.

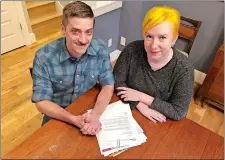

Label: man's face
[62,17,94,57]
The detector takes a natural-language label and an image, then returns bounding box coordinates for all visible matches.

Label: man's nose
[79,33,87,44]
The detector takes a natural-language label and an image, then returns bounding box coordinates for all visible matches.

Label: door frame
[14,1,36,45]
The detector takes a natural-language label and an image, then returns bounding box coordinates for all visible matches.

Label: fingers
[149,113,166,123]
[95,128,102,134]
[120,94,126,99]
[154,111,166,122]
[84,116,92,123]
[154,115,165,123]
[82,126,100,135]
[84,126,94,135]
[84,127,101,135]
[117,87,127,91]
[148,116,157,123]
[74,115,85,128]
[157,114,166,122]
[156,111,166,120]
[82,113,92,123]
[91,125,102,135]
[80,123,90,132]
[117,92,128,101]
[82,113,88,118]
[91,128,96,135]
[79,120,85,128]
[117,91,126,96]
[147,110,166,123]
[81,121,102,135]
[90,128,99,135]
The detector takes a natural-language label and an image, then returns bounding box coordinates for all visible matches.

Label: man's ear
[61,23,66,35]
[172,34,178,46]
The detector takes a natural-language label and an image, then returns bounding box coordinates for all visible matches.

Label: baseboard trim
[110,49,121,62]
[109,49,206,84]
[194,69,206,85]
[29,33,36,44]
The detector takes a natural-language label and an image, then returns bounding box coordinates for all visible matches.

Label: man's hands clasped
[73,111,102,136]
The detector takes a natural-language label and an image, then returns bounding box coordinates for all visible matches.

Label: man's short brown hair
[62,1,95,25]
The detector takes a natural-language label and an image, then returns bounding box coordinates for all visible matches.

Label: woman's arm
[148,67,194,120]
[113,43,139,109]
[117,66,194,120]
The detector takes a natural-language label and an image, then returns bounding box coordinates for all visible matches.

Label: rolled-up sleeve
[98,46,115,86]
[31,53,53,103]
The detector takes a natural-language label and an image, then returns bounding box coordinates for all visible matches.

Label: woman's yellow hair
[142,6,181,40]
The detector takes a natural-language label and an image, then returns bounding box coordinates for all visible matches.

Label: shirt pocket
[83,70,99,91]
[51,76,73,92]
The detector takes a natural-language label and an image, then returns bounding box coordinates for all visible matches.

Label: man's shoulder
[35,37,64,60]
[89,38,108,57]
[91,37,107,48]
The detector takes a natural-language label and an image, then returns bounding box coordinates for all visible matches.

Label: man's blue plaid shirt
[32,37,115,107]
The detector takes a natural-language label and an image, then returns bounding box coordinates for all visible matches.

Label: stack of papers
[95,101,147,157]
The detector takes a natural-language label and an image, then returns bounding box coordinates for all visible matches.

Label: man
[32,1,114,135]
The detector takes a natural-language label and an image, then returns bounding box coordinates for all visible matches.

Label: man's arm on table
[32,52,85,128]
[80,84,114,135]
[35,101,85,128]
[92,84,114,116]
[81,42,115,135]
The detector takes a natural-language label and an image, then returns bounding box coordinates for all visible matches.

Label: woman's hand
[136,102,166,123]
[117,87,142,101]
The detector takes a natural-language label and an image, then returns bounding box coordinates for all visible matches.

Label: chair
[178,16,202,55]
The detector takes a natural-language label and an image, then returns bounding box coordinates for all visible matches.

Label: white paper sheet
[90,101,147,156]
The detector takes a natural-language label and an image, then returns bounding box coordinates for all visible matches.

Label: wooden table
[3,88,224,159]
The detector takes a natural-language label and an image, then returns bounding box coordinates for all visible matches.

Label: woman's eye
[146,35,152,39]
[160,36,166,39]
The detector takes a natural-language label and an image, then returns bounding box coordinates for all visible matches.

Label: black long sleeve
[113,40,194,120]
[113,43,139,109]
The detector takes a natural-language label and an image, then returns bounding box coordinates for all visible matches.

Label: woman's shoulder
[122,40,145,56]
[127,40,144,47]
[173,48,194,72]
[124,40,144,52]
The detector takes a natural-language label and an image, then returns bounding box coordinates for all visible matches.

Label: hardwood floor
[1,32,224,157]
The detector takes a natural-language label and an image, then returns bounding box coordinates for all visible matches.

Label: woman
[113,6,194,122]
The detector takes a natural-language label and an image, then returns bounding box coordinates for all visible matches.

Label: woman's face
[144,21,177,61]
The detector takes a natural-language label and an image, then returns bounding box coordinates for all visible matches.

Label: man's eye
[86,30,92,35]
[72,30,79,34]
